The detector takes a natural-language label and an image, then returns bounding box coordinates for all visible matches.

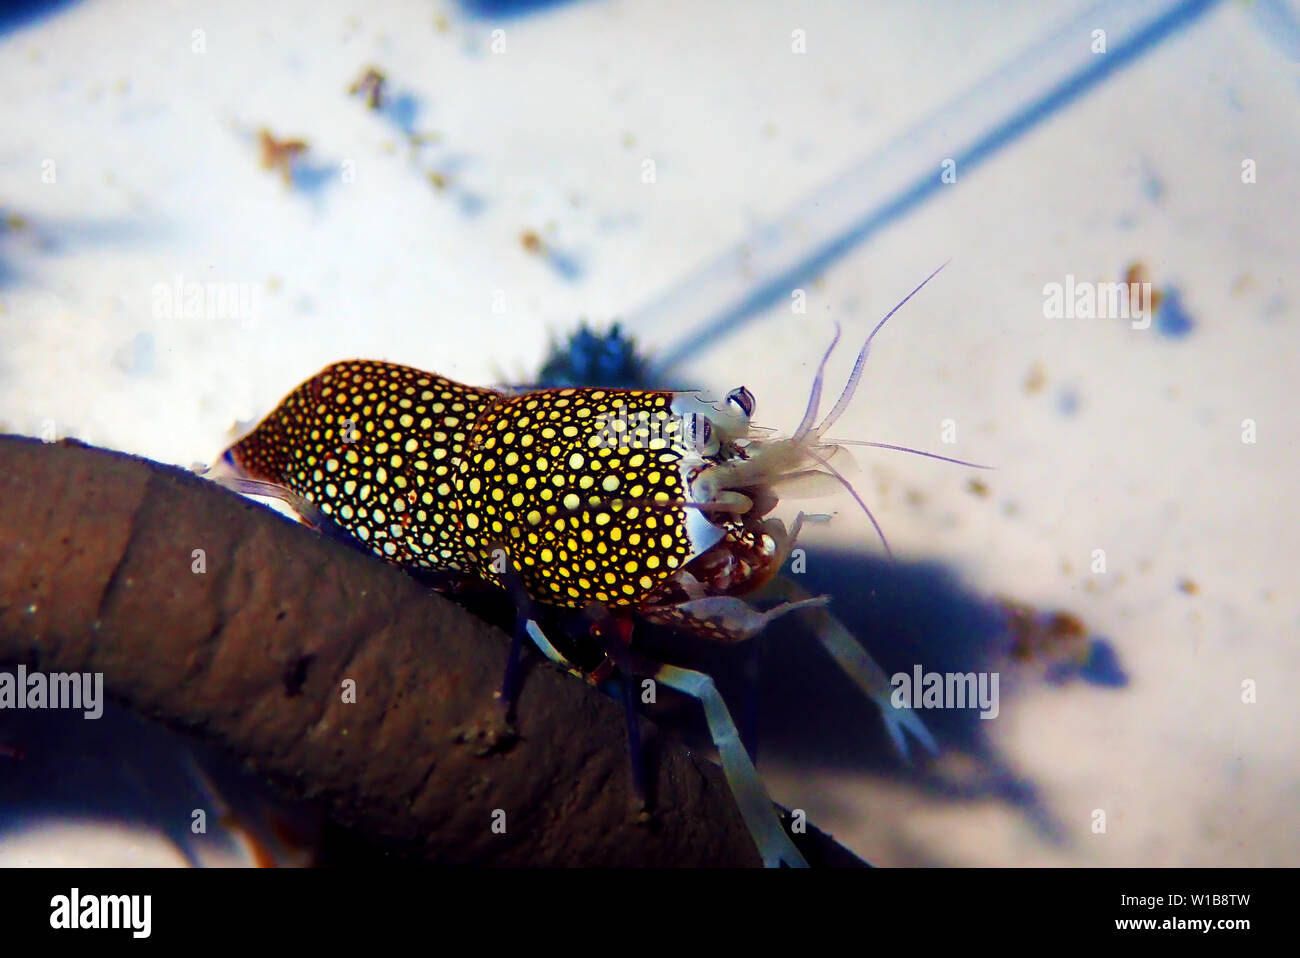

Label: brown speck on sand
[258,129,309,187]
[349,67,386,110]
[1178,578,1199,595]
[1124,260,1163,314]
[967,478,989,498]
[1024,362,1046,394]
[521,230,544,254]
[1001,599,1088,666]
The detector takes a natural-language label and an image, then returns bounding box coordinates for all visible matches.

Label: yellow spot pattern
[456,387,693,608]
[228,360,504,571]
[228,365,697,609]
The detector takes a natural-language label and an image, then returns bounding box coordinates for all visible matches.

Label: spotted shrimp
[207,264,987,867]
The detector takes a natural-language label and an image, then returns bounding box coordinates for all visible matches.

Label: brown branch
[0,435,864,866]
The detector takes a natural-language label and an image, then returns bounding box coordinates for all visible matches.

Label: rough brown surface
[0,435,863,866]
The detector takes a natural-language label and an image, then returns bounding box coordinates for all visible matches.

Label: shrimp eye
[688,413,715,454]
[726,385,755,419]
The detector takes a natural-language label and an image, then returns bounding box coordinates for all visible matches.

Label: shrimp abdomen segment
[224,359,504,572]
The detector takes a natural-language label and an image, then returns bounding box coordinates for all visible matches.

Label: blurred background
[0,0,1296,866]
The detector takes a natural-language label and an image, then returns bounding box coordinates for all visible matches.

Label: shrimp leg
[581,612,808,868]
[763,576,937,761]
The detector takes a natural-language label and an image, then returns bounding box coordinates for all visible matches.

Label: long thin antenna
[826,439,993,470]
[806,448,893,561]
[814,261,949,437]
[792,324,841,441]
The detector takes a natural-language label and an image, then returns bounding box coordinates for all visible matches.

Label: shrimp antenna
[814,260,950,437]
[792,323,842,441]
[806,447,893,561]
[824,439,993,470]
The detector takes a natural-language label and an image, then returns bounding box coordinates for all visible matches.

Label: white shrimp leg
[654,663,808,868]
[203,454,334,529]
[524,620,581,673]
[764,576,938,761]
[536,623,803,867]
[650,593,829,641]
[216,476,332,526]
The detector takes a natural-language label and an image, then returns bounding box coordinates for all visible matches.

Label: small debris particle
[997,601,1126,687]
[521,230,544,254]
[427,171,447,190]
[349,67,386,110]
[1156,287,1194,338]
[967,478,989,498]
[1001,599,1088,664]
[1178,578,1199,595]
[1124,261,1164,314]
[258,129,309,187]
[1024,362,1046,394]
